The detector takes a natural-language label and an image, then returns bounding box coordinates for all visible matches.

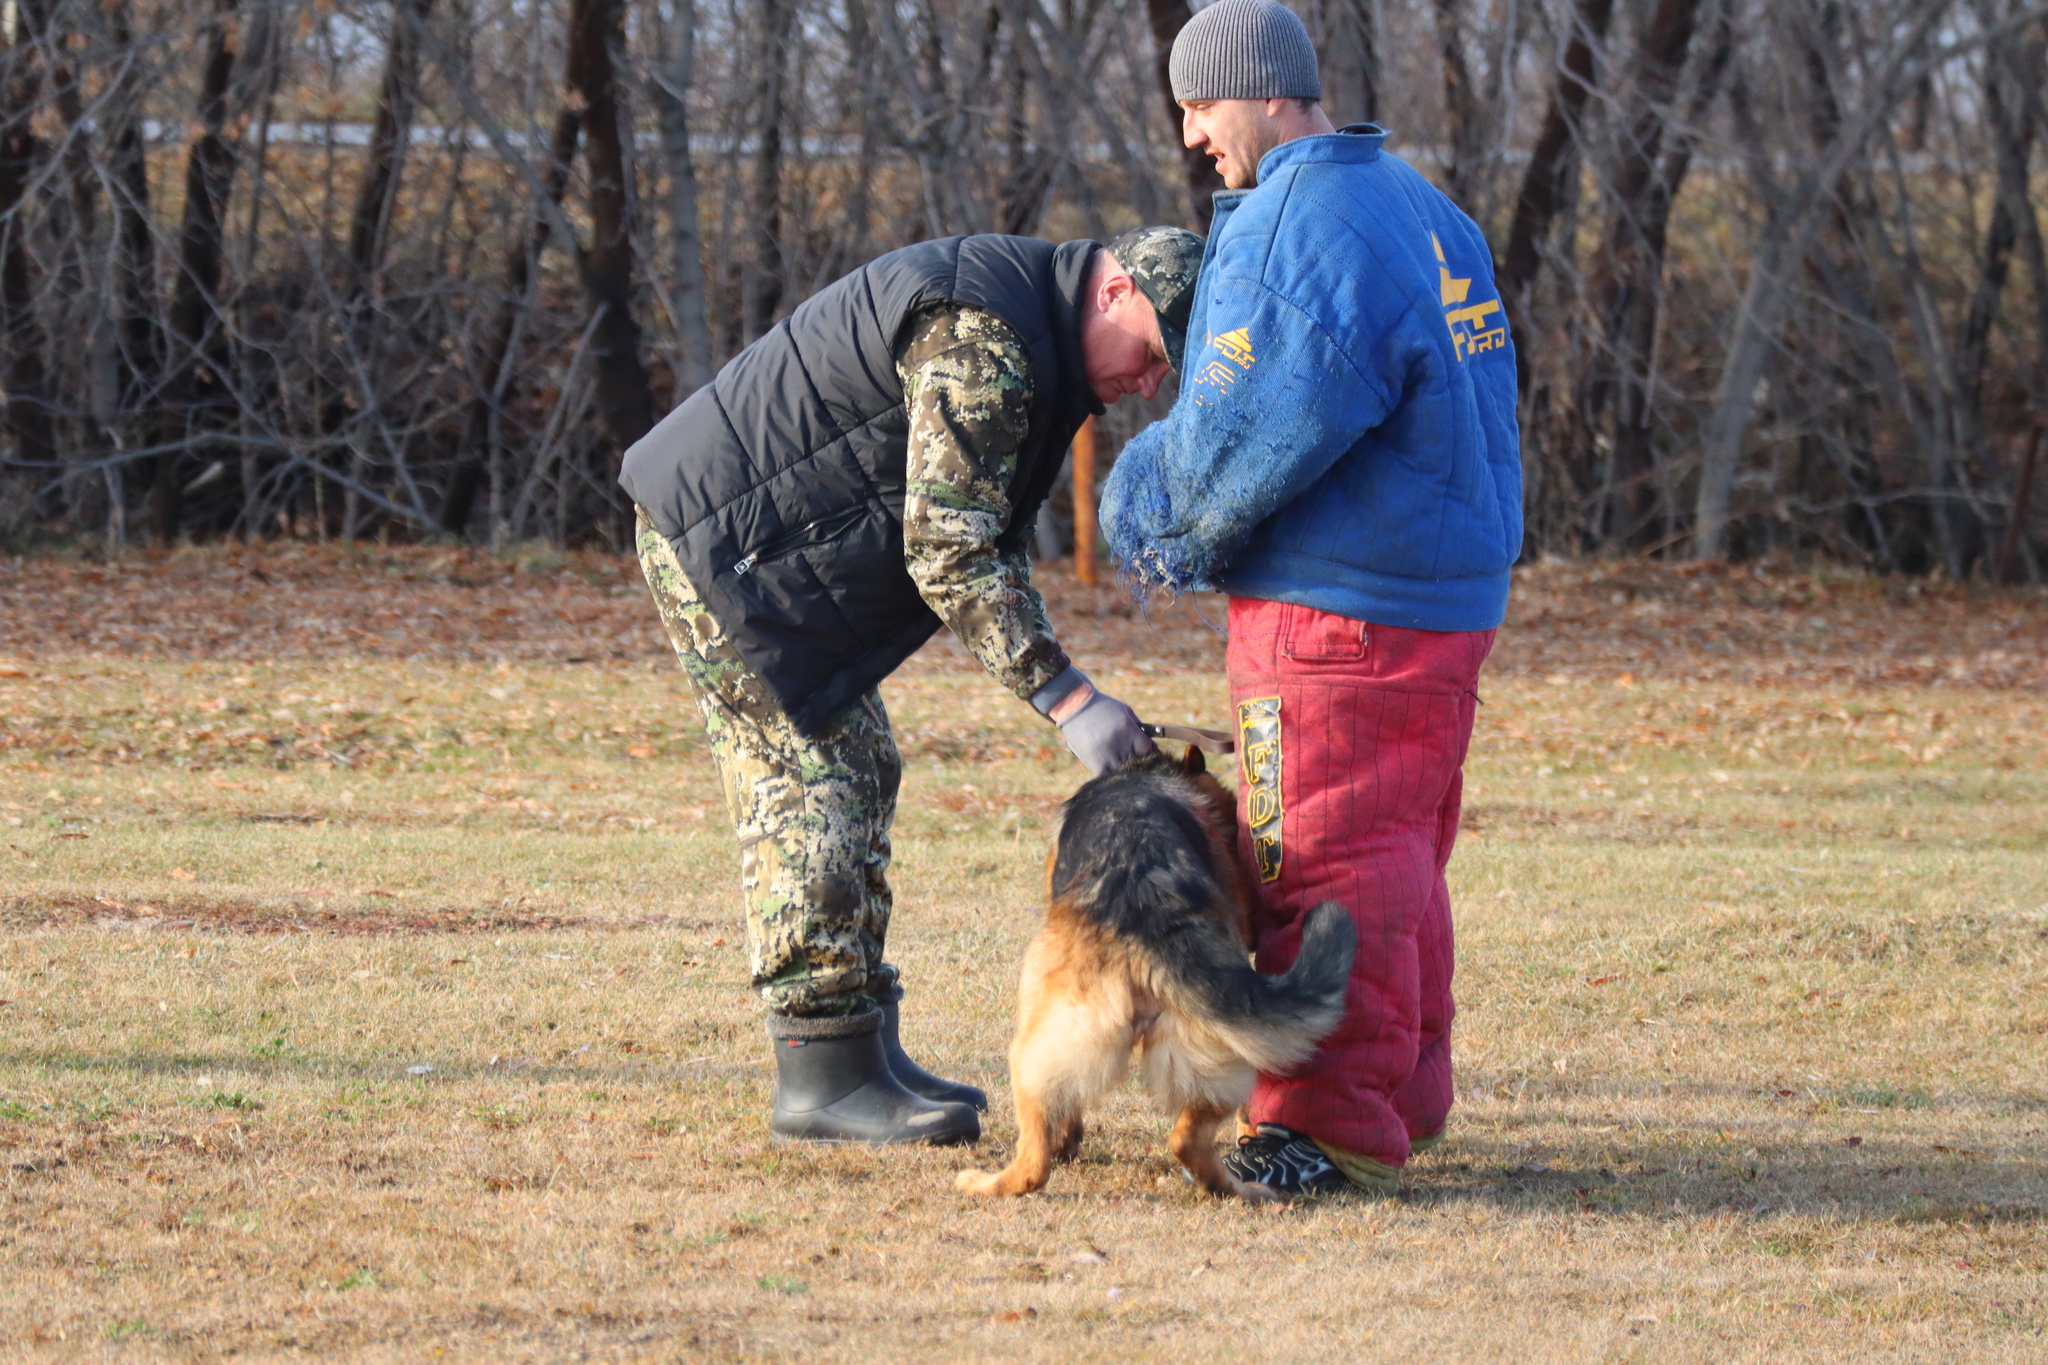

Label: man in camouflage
[623,227,1205,1146]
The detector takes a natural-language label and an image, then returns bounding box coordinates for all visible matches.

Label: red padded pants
[1228,596,1494,1169]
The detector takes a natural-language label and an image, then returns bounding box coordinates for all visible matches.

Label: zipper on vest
[733,505,868,576]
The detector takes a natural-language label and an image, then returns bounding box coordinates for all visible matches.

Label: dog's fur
[955,746,1356,1202]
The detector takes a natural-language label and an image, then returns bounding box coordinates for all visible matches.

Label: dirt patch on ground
[0,893,598,936]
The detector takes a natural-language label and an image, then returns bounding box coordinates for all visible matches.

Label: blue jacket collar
[1254,123,1387,182]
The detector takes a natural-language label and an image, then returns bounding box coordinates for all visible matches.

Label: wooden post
[1071,415,1098,585]
[1994,421,2043,586]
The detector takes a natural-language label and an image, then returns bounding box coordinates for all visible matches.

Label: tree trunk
[1338,0,1382,124]
[152,0,242,548]
[745,0,794,337]
[1497,0,1613,400]
[341,0,433,539]
[1144,0,1225,228]
[996,19,1058,235]
[109,0,159,480]
[1945,7,2045,577]
[1602,1,1727,547]
[649,0,713,396]
[441,108,582,537]
[1432,0,1484,208]
[2012,34,2048,413]
[566,0,656,463]
[835,0,884,274]
[0,2,59,519]
[346,0,433,298]
[1957,2,2044,417]
[34,0,106,527]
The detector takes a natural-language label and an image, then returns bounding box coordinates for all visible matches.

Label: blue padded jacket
[1100,126,1522,631]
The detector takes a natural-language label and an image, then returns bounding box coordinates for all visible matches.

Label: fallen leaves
[1500,560,2048,691]
[8,548,2039,695]
[0,546,659,664]
[169,867,195,881]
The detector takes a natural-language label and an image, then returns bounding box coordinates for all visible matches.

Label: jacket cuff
[1029,664,1092,721]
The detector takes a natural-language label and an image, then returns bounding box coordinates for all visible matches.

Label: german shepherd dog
[955,746,1356,1202]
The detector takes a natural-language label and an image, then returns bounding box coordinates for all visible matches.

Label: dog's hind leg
[1051,1114,1085,1163]
[1169,1101,1282,1204]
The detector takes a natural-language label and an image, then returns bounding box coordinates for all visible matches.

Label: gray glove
[1031,665,1157,775]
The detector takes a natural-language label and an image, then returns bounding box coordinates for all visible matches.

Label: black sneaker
[1223,1124,1352,1195]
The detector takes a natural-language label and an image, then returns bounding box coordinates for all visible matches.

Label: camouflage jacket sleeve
[895,305,1071,701]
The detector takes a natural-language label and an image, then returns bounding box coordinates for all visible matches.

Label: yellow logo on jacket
[1192,327,1257,397]
[1434,234,1506,361]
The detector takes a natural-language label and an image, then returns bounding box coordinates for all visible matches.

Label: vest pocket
[732,503,870,577]
[739,500,921,654]
[1278,602,1369,661]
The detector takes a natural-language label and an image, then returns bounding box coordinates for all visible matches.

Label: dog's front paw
[1232,1179,1286,1205]
[955,1168,1002,1197]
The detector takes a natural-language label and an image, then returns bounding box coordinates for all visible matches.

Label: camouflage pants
[635,508,900,1017]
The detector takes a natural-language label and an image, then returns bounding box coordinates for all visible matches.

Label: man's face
[1080,259,1171,406]
[1180,98,1289,189]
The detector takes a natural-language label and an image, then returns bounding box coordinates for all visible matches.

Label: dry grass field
[1,546,2044,1363]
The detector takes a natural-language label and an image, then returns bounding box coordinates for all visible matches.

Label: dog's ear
[1180,742,1207,777]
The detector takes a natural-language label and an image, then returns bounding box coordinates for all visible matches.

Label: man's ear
[1098,268,1135,312]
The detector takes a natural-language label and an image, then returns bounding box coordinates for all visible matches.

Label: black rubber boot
[878,984,988,1112]
[769,1006,980,1145]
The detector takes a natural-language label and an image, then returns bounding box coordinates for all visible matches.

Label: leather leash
[1141,721,1236,756]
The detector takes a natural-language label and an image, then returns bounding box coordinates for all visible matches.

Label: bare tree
[567,0,655,466]
[1145,0,1225,227]
[1498,0,1614,371]
[745,0,795,336]
[648,0,713,393]
[0,0,59,519]
[341,0,434,539]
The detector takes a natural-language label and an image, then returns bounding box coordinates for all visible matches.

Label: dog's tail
[1150,901,1357,1074]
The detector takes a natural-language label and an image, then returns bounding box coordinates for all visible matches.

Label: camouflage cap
[1107,226,1206,373]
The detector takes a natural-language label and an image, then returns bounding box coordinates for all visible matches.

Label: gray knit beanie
[1169,0,1322,104]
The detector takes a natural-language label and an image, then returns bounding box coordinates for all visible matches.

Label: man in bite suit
[1103,0,1522,1193]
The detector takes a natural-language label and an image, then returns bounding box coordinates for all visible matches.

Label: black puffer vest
[619,235,1102,736]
